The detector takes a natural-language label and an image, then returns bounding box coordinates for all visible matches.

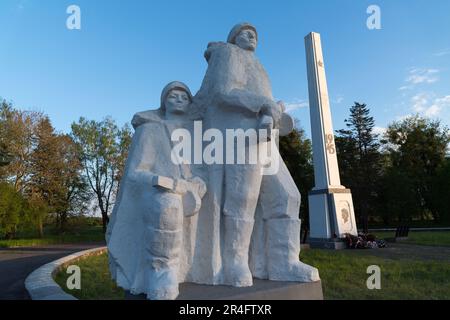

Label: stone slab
[309,238,347,250]
[126,279,323,300]
[25,246,107,300]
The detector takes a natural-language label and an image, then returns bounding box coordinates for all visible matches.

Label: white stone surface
[308,192,332,239]
[107,24,320,300]
[107,81,207,300]
[25,247,106,300]
[305,32,342,190]
[330,192,358,237]
[305,32,358,240]
[190,23,318,288]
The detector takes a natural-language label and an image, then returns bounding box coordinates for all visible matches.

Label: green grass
[372,231,450,246]
[54,252,124,300]
[54,247,450,300]
[0,226,105,248]
[300,249,450,300]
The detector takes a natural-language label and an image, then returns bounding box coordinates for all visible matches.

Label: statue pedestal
[308,188,358,249]
[125,279,323,300]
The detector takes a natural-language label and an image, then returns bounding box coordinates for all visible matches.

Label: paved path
[368,227,450,232]
[0,243,104,300]
[361,242,450,262]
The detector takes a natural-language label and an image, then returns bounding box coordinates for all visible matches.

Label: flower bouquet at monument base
[343,233,387,249]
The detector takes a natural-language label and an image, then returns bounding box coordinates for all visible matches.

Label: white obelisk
[305,32,358,249]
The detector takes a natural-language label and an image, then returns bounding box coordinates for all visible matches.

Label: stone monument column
[305,32,358,249]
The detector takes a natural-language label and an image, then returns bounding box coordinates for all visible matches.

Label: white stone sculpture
[107,23,320,300]
[107,81,207,300]
[192,22,319,287]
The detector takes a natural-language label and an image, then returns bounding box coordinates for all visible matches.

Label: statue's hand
[152,176,176,191]
[258,115,274,141]
[275,100,295,136]
[153,176,202,217]
[173,178,190,195]
[189,176,207,199]
[181,177,206,217]
[182,190,202,217]
[261,100,282,130]
[277,100,286,113]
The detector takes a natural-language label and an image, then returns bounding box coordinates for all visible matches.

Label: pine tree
[335,102,381,232]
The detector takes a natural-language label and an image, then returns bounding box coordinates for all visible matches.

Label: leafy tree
[431,157,450,223]
[0,182,25,239]
[0,100,45,191]
[55,134,91,232]
[0,102,52,236]
[279,120,314,225]
[382,116,450,223]
[28,117,60,236]
[335,102,381,231]
[115,123,132,189]
[24,192,49,238]
[71,117,132,233]
[29,118,89,234]
[0,140,12,166]
[377,166,420,224]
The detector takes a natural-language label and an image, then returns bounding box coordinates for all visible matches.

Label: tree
[382,116,449,223]
[0,182,25,239]
[29,117,89,234]
[335,102,381,232]
[0,100,45,192]
[279,120,314,225]
[28,117,60,236]
[55,134,91,232]
[71,117,132,233]
[432,157,450,223]
[1,101,91,236]
[0,141,12,166]
[377,166,420,224]
[114,123,132,191]
[0,102,53,236]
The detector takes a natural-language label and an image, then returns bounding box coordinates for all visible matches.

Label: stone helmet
[227,22,258,44]
[160,81,193,112]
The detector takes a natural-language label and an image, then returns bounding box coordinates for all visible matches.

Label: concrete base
[309,238,347,250]
[125,279,323,300]
[308,188,358,240]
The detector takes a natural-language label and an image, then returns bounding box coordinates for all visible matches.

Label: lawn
[300,248,450,299]
[54,252,124,300]
[372,231,450,246]
[54,243,450,300]
[0,226,105,248]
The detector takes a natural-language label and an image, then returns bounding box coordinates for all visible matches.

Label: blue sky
[1,0,449,137]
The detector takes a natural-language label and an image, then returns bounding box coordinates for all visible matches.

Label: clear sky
[1,0,449,137]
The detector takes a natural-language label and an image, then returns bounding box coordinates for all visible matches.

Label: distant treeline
[0,100,131,239]
[1,99,449,240]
